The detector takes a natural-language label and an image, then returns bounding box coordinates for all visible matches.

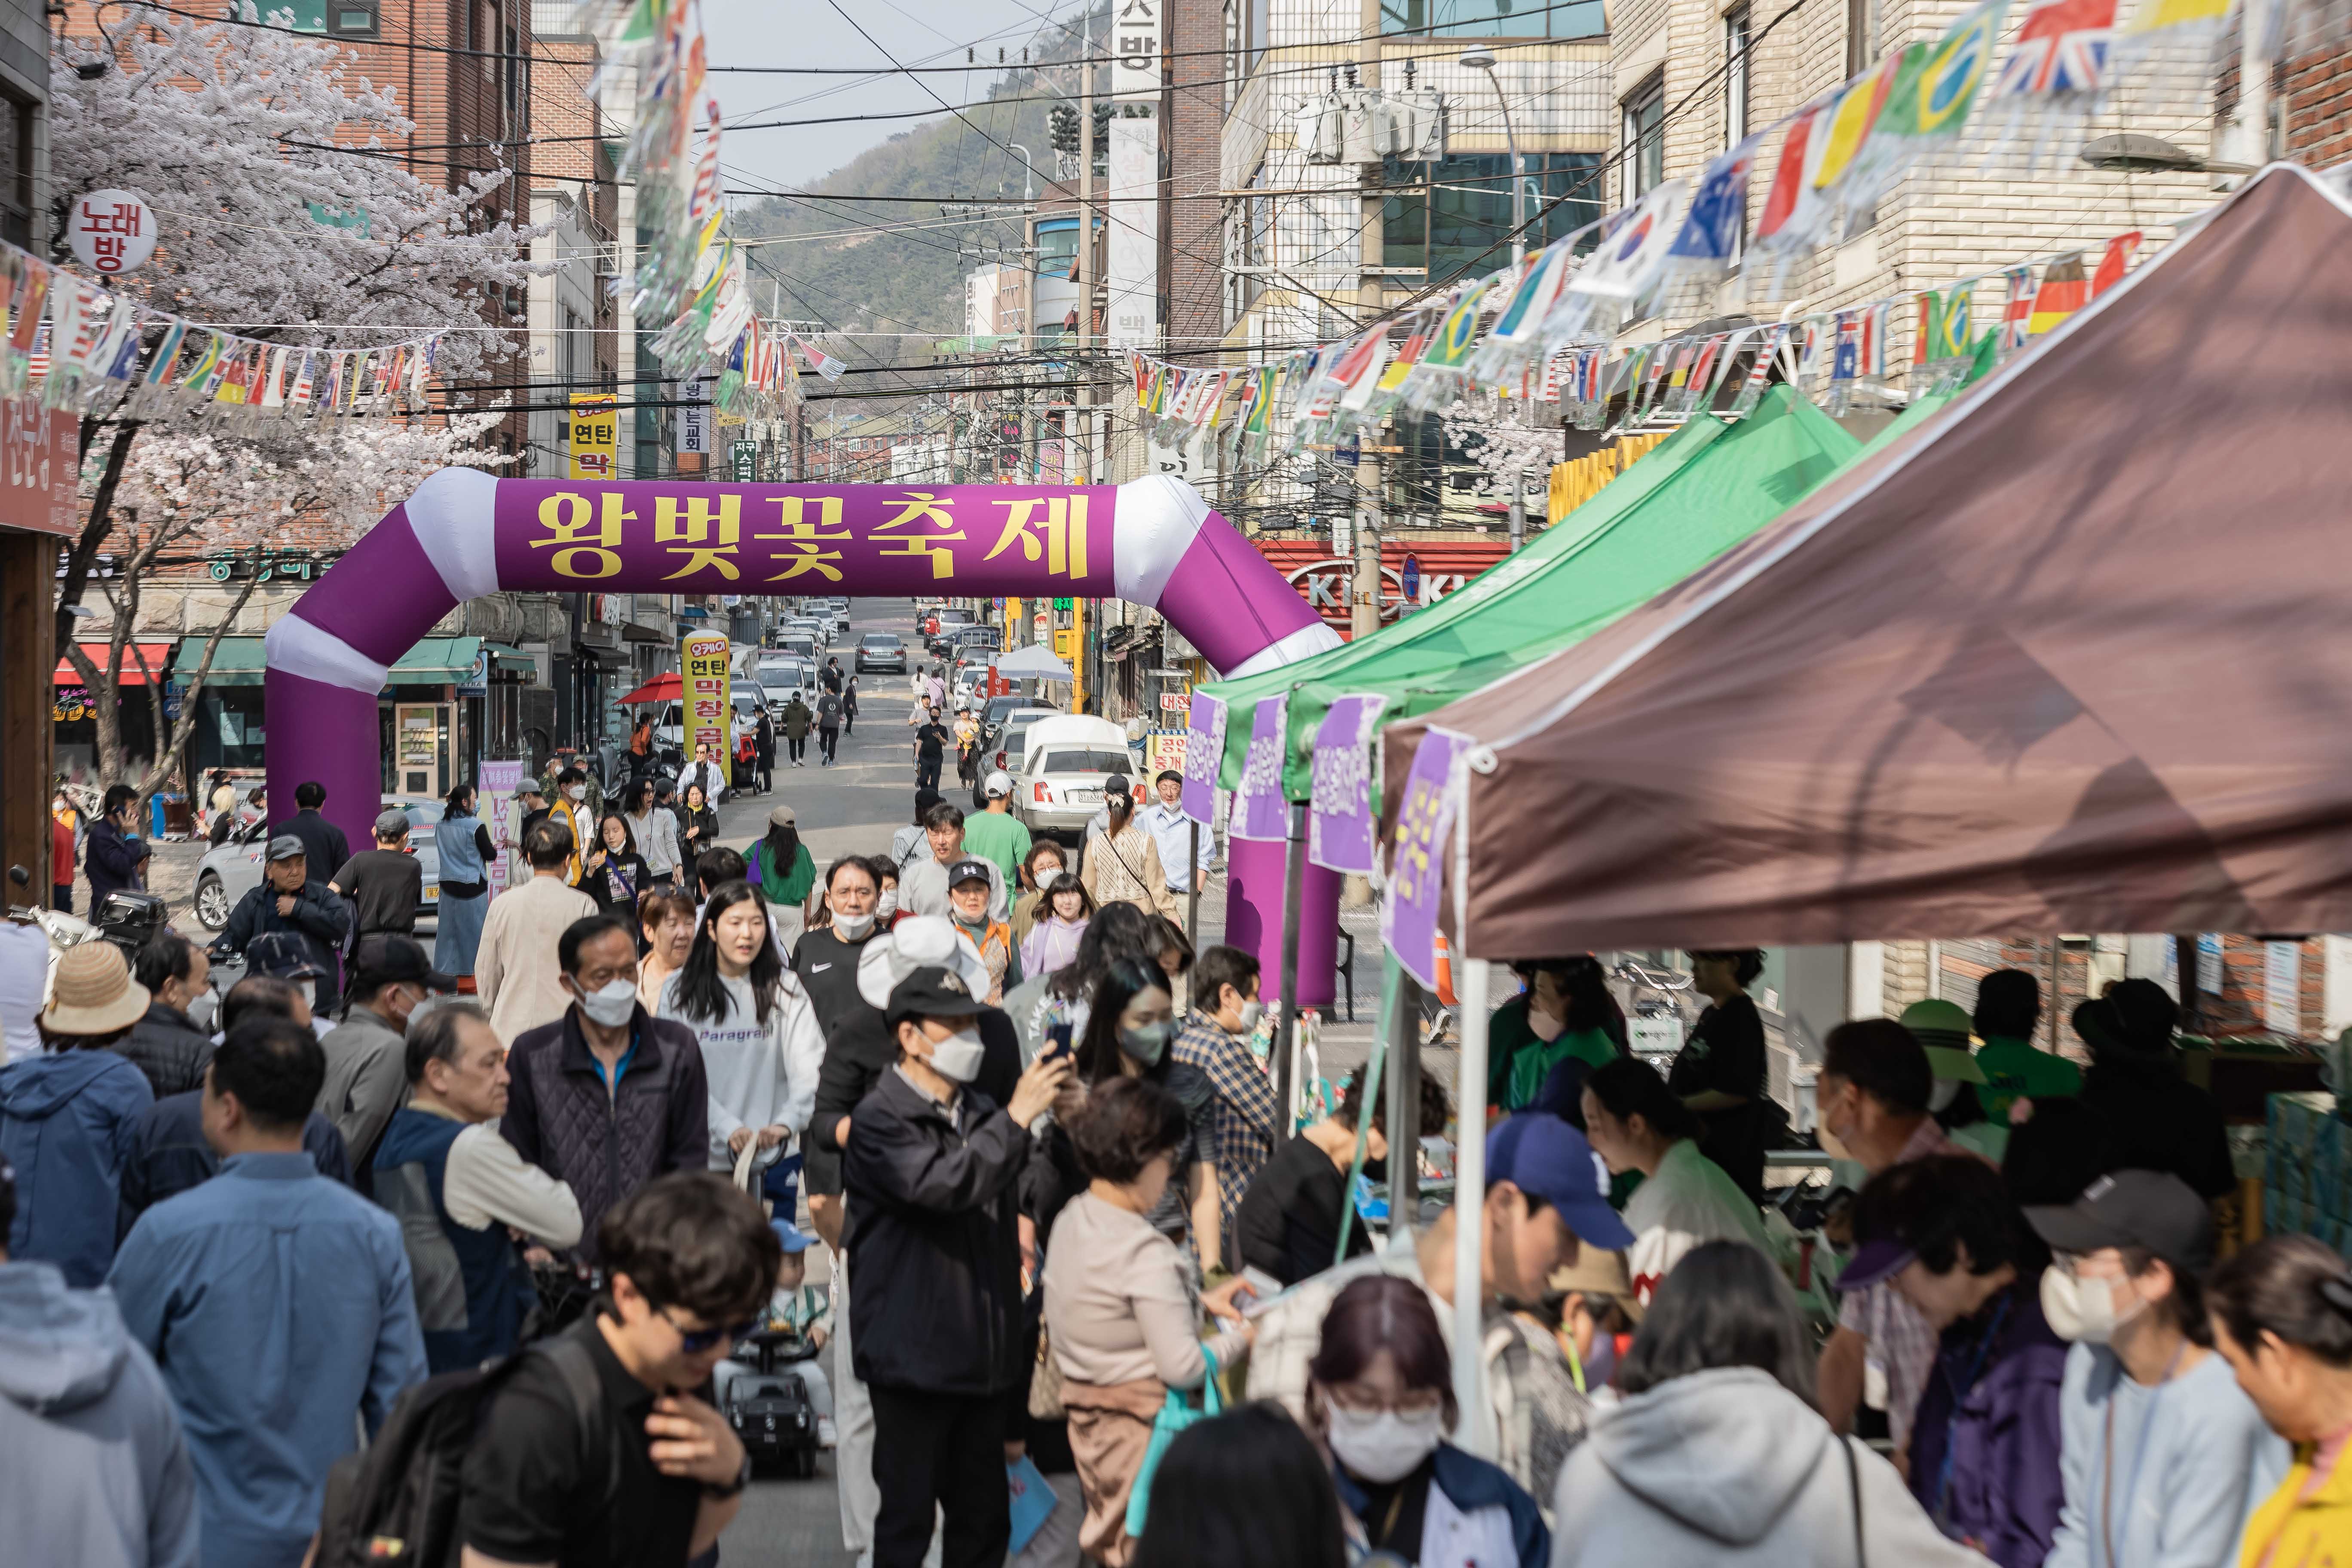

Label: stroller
[720,1328,824,1478]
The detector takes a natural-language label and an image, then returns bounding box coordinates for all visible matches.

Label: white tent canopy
[992,644,1075,680]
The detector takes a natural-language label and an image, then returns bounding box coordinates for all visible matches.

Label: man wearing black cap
[219,836,352,1016]
[2025,1170,2287,1568]
[318,934,455,1190]
[329,808,424,941]
[842,965,1069,1568]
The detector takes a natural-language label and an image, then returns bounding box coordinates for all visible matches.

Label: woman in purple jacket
[1839,1153,2068,1568]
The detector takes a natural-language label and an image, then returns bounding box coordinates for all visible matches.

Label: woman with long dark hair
[1012,838,1071,948]
[1001,899,1165,1065]
[1062,957,1219,1261]
[1582,1056,1770,1305]
[621,775,683,889]
[1018,873,1094,979]
[579,811,650,916]
[431,781,496,980]
[1553,1241,1984,1565]
[746,804,817,955]
[1491,956,1628,1111]
[655,880,824,1178]
[1307,1274,1547,1567]
[675,780,719,861]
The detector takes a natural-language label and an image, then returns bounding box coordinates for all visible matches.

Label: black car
[856,632,907,673]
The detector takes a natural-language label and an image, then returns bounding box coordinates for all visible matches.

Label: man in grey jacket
[317,935,454,1194]
[0,1161,199,1568]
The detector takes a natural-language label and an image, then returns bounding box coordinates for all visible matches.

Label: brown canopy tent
[1384,164,2352,958]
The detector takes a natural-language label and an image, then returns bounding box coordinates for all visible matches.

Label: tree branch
[56,418,141,651]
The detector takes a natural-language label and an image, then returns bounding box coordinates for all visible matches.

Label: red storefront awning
[54,642,175,686]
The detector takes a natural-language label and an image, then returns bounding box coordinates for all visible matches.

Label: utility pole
[1075,23,1095,487]
[1348,0,1385,643]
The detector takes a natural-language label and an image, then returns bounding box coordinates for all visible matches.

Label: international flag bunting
[1663,136,1759,284]
[143,318,188,386]
[1751,101,1824,249]
[2090,231,2141,296]
[1911,292,1940,370]
[2028,253,2087,333]
[1728,323,1787,417]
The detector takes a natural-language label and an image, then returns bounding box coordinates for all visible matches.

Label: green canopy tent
[1200,343,1995,801]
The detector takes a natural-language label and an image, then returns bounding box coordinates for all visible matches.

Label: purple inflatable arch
[264,470,1343,989]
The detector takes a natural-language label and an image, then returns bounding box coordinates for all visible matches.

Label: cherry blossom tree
[46,3,539,793]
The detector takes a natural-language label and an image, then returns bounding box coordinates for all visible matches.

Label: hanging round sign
[67,190,158,276]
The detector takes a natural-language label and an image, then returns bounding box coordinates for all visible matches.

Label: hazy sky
[701,0,1085,192]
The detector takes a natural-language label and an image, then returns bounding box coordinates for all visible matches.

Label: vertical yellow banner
[569,393,618,481]
[683,632,733,787]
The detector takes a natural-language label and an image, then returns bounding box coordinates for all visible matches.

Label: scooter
[6,865,177,1005]
[721,1328,824,1479]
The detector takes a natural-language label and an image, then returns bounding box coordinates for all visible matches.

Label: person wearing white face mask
[1045,1075,1254,1565]
[810,917,1011,1561]
[1308,1272,1549,1568]
[498,912,711,1265]
[1171,943,1279,1255]
[2025,1170,2287,1568]
[842,964,1070,1568]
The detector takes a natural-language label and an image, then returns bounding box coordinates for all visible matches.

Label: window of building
[1621,74,1664,199]
[1379,0,1605,36]
[0,92,33,250]
[505,24,524,120]
[1725,7,1750,147]
[1383,152,1606,280]
[1845,0,1875,78]
[482,3,499,83]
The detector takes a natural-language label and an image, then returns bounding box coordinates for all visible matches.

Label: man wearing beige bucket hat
[0,943,157,1286]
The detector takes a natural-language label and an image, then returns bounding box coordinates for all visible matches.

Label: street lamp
[1006,142,1038,202]
[1460,44,1525,266]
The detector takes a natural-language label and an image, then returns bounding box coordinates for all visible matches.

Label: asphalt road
[712,598,938,1567]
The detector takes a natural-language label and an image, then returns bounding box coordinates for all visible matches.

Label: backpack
[312,1333,612,1568]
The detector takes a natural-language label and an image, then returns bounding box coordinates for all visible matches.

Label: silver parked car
[193,797,444,931]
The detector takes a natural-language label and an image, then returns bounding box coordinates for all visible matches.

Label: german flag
[2029,254,2087,335]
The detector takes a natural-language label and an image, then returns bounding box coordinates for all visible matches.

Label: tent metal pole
[1386,959,1422,1240]
[1453,954,1493,1456]
[1273,799,1308,1127]
[1187,820,1201,942]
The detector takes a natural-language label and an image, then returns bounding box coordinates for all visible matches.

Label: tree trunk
[55,420,140,652]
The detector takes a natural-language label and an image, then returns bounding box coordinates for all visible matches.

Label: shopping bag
[1124,1344,1220,1537]
[1007,1453,1058,1556]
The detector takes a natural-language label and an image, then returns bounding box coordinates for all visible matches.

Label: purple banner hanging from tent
[1381,726,1470,991]
[1181,690,1227,825]
[1230,695,1290,842]
[1308,693,1387,874]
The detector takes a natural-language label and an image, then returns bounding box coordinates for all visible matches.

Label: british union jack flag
[1991,0,2116,98]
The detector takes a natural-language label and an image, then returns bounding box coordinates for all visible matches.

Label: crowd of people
[14,724,2352,1568]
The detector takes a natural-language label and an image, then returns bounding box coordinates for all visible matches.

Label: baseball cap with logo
[885,964,981,1031]
[2024,1170,2214,1275]
[1485,1112,1635,1250]
[947,858,993,891]
[984,771,1014,799]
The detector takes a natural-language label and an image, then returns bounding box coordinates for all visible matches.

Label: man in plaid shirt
[1171,944,1278,1269]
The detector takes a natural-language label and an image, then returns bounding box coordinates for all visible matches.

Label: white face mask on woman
[2041,1263,2144,1344]
[1323,1402,1445,1483]
[876,889,900,919]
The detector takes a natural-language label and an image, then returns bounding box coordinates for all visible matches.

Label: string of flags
[0,234,451,423]
[581,0,801,422]
[1122,0,2236,459]
[1122,228,2145,456]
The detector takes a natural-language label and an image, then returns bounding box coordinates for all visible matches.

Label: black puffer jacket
[113,1001,214,1099]
[499,1005,708,1262]
[842,1067,1027,1396]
